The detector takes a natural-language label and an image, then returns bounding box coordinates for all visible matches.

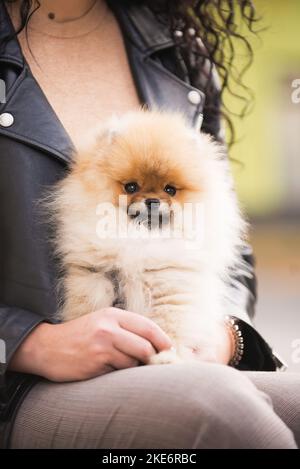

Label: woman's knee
[245,371,300,447]
[177,363,297,448]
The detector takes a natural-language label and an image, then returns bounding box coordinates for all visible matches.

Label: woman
[0,0,299,449]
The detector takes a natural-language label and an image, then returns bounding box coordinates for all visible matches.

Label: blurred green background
[227,0,300,370]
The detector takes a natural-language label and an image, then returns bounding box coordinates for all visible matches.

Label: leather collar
[107,0,174,55]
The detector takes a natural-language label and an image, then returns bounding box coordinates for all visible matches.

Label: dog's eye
[164,185,177,196]
[124,182,139,194]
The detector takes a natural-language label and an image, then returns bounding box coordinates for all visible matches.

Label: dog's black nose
[145,198,160,207]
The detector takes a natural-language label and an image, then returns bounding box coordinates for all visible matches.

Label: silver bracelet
[225,315,244,367]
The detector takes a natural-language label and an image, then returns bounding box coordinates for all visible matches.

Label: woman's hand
[209,319,235,365]
[183,319,235,365]
[9,307,173,382]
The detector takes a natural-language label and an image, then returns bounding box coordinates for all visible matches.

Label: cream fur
[49,108,246,364]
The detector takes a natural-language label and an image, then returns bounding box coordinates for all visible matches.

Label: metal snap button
[187,90,201,105]
[174,30,183,39]
[0,112,14,127]
[188,28,196,37]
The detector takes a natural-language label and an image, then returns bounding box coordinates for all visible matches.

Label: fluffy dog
[50,108,245,364]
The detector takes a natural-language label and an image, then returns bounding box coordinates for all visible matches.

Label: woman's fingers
[107,347,140,370]
[117,310,173,353]
[113,327,157,364]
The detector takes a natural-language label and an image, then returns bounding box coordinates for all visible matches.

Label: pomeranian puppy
[50,108,245,364]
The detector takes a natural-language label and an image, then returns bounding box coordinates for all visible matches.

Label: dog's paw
[148,347,183,365]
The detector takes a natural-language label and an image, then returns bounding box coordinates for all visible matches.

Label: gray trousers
[9,363,300,449]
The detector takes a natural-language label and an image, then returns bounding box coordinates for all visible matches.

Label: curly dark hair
[2,0,261,145]
[145,0,261,145]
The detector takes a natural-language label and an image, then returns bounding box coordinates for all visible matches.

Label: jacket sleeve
[0,303,44,370]
[0,304,45,423]
[0,121,64,422]
[225,246,284,371]
[192,63,284,371]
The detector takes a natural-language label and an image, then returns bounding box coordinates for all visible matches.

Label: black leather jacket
[0,0,283,445]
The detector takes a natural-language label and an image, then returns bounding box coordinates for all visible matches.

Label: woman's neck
[37,0,104,23]
[13,0,107,23]
[8,0,110,38]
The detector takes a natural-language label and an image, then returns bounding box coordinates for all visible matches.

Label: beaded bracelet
[225,315,244,367]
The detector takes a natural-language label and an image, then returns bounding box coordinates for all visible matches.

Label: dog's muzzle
[128,199,170,229]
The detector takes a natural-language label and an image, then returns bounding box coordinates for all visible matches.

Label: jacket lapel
[108,0,174,56]
[0,2,76,165]
[0,65,76,164]
[110,0,205,126]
